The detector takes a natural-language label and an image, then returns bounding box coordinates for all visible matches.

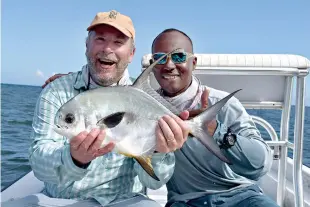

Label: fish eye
[65,113,75,124]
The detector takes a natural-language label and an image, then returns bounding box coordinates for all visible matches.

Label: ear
[192,56,197,70]
[128,47,136,63]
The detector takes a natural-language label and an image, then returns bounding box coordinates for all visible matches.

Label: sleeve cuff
[152,152,175,182]
[213,120,228,144]
[151,152,169,163]
[62,145,90,176]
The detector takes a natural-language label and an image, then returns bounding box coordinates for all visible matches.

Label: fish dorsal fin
[132,49,182,115]
[133,48,181,88]
[96,112,125,128]
[138,81,181,115]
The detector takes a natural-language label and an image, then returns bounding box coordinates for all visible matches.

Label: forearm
[134,152,175,190]
[29,139,90,184]
[214,121,273,180]
[29,83,89,185]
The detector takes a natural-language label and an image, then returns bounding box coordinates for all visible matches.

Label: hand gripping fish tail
[185,89,242,165]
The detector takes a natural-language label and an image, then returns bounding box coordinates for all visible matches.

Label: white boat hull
[1,157,309,207]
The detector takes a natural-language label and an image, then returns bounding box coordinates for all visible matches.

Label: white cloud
[35,70,45,80]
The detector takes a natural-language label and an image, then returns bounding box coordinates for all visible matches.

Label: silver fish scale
[75,86,174,122]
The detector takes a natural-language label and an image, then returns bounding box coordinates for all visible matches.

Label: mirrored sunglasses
[152,51,194,65]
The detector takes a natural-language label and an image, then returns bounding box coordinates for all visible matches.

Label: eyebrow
[116,34,128,40]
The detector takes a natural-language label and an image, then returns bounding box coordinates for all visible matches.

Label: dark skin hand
[188,89,218,136]
[41,73,72,88]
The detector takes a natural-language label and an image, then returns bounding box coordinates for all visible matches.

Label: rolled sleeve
[61,145,90,179]
[134,152,175,190]
[29,82,87,185]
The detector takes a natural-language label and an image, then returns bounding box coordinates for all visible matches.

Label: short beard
[86,51,129,86]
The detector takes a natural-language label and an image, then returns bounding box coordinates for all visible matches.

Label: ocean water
[1,83,310,191]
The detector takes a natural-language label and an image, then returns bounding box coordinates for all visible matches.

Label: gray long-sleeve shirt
[160,80,273,205]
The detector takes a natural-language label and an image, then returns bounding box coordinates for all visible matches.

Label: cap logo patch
[109,11,118,19]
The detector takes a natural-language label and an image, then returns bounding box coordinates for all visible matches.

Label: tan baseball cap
[87,10,135,40]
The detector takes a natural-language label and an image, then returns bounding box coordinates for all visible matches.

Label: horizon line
[2,82,308,107]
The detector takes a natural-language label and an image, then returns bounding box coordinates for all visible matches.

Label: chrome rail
[242,102,283,109]
[244,74,306,207]
[277,76,293,206]
[195,67,301,76]
[293,75,306,207]
[251,115,279,142]
[219,69,306,207]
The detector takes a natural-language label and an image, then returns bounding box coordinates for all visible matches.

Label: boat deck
[148,186,168,207]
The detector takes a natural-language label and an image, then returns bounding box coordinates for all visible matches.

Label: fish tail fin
[134,156,160,181]
[186,89,242,165]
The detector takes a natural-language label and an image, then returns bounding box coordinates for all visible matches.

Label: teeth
[99,59,114,63]
[162,75,177,80]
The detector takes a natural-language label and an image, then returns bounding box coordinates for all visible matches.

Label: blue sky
[2,0,310,104]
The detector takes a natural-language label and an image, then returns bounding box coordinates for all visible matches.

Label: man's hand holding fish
[155,113,190,153]
[69,129,115,167]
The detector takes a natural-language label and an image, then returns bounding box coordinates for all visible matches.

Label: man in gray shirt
[150,28,279,207]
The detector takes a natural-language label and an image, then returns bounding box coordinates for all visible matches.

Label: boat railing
[141,53,310,207]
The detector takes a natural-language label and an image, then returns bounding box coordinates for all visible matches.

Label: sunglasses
[152,51,194,65]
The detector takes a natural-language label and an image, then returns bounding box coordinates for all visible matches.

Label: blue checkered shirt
[28,67,175,206]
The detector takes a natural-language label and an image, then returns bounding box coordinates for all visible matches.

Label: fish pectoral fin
[134,156,160,181]
[96,112,126,128]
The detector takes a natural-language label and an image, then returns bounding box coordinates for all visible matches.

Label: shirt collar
[73,65,133,91]
[73,65,89,91]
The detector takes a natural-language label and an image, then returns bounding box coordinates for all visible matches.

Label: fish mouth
[52,124,64,135]
[54,124,70,130]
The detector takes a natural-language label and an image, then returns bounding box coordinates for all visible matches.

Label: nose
[163,58,176,71]
[100,41,114,54]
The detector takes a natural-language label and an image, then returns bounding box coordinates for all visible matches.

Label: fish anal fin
[134,155,160,181]
[96,112,125,128]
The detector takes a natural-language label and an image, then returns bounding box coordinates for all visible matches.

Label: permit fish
[53,48,241,181]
